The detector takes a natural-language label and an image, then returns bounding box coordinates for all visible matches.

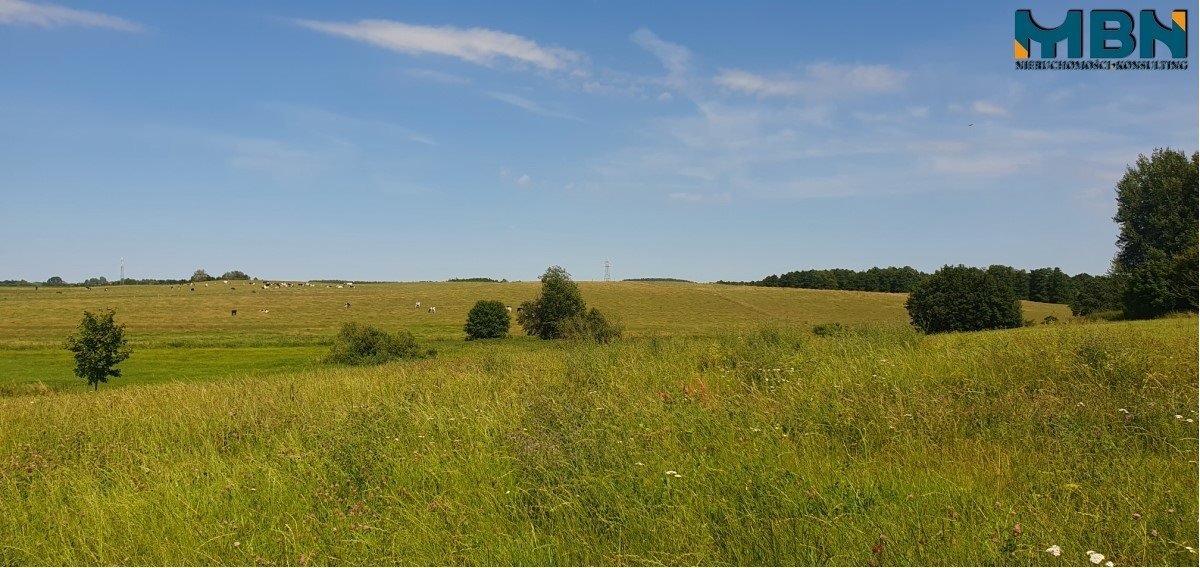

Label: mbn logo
[1015,9,1187,59]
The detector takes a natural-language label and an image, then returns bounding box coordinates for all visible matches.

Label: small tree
[45,276,66,286]
[64,309,132,391]
[191,269,212,282]
[220,270,250,280]
[905,265,1023,334]
[518,266,587,339]
[465,300,510,340]
[324,322,434,365]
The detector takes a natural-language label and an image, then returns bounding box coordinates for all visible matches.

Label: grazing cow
[516,306,524,312]
[231,309,238,316]
[260,309,269,314]
[506,306,512,313]
[263,285,269,290]
[224,280,229,284]
[190,287,195,292]
[415,301,421,309]
[204,283,209,287]
[336,285,343,289]
[428,306,436,314]
[346,282,354,288]
[344,302,351,309]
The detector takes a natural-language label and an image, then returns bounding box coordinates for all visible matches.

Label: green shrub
[324,322,434,365]
[1042,315,1059,324]
[812,323,846,337]
[905,265,1023,334]
[561,307,622,343]
[465,300,511,340]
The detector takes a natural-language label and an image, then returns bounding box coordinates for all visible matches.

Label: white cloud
[657,92,674,102]
[630,28,692,89]
[295,18,580,71]
[483,91,582,121]
[0,0,141,31]
[516,174,531,186]
[971,100,1007,116]
[715,63,906,98]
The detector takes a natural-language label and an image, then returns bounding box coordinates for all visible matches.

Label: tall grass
[0,318,1194,565]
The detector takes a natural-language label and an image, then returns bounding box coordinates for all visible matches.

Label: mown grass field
[0,282,1194,565]
[0,281,1068,391]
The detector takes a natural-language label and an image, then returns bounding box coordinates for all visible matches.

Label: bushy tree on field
[465,300,510,340]
[64,309,132,391]
[1113,148,1198,318]
[324,322,434,365]
[905,265,1023,334]
[45,276,66,286]
[518,266,587,339]
[190,269,213,282]
[561,307,623,343]
[220,270,251,280]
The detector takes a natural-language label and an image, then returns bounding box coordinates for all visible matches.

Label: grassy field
[0,282,1192,565]
[0,281,1069,391]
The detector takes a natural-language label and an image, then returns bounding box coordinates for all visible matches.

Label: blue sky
[1,0,1195,283]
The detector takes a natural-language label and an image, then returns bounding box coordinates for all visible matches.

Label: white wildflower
[664,470,677,475]
[1117,408,1128,413]
[1105,562,1113,567]
[1088,551,1105,564]
[673,474,682,478]
[1176,415,1183,419]
[634,462,644,466]
[1188,419,1195,424]
[1046,545,1062,557]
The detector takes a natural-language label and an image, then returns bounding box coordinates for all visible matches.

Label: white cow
[415,301,421,309]
[428,306,436,314]
[505,306,512,313]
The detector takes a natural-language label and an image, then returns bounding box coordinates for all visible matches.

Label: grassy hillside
[0,281,1069,347]
[0,282,1069,391]
[0,318,1194,565]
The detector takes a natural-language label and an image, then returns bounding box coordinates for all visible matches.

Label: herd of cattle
[191,281,517,317]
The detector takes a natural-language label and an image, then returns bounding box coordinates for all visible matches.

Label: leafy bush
[324,322,434,365]
[518,266,587,339]
[465,300,510,340]
[561,307,622,343]
[905,265,1023,334]
[812,323,846,337]
[64,309,132,390]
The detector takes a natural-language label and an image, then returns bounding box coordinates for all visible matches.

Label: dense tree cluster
[1112,149,1198,319]
[727,265,1092,304]
[906,265,1024,334]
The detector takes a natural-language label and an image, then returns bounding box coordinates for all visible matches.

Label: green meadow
[0,283,1195,565]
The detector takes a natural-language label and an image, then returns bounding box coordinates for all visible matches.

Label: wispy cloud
[294,18,581,71]
[263,102,436,145]
[483,91,583,122]
[669,191,731,204]
[715,63,906,98]
[0,0,141,32]
[971,100,1007,116]
[399,67,471,85]
[516,173,531,186]
[631,28,692,90]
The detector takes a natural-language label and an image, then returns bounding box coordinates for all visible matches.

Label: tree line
[720,265,1095,304]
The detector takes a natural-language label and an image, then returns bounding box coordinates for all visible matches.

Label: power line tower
[603,259,611,282]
